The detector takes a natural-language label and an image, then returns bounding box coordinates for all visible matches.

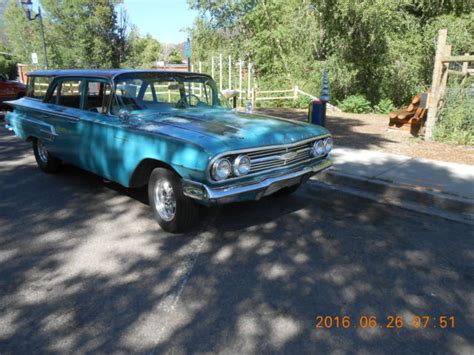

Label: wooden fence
[253,85,341,111]
[424,29,473,141]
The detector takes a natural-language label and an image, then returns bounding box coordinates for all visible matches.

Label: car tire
[148,168,199,233]
[32,138,62,173]
[275,182,302,196]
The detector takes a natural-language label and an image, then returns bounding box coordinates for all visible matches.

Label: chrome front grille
[208,136,331,182]
[247,140,316,174]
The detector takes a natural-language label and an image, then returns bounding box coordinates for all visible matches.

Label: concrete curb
[311,170,474,225]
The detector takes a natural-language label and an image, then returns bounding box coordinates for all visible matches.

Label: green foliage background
[187,0,474,107]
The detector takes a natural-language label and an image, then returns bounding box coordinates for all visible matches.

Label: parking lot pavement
[0,128,473,354]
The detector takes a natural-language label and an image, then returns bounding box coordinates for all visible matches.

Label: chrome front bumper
[182,158,332,205]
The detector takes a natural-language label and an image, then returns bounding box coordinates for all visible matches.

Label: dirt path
[258,108,474,165]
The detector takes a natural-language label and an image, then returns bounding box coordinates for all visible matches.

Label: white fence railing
[253,85,341,112]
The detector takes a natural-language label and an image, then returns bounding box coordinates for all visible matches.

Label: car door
[77,78,124,180]
[41,78,86,165]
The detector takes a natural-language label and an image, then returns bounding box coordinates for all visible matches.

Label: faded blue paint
[5,76,330,189]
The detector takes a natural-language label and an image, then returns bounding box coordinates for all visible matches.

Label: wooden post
[211,56,215,79]
[198,61,202,73]
[239,59,242,104]
[247,62,252,101]
[425,29,447,141]
[228,55,232,89]
[461,53,469,86]
[252,68,256,107]
[219,53,223,92]
[294,85,298,99]
[439,44,451,100]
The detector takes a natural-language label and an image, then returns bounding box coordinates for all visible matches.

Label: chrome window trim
[206,134,330,183]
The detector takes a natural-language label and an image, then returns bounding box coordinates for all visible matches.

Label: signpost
[31,52,38,69]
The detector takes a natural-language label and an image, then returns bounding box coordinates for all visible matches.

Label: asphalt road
[0,126,473,354]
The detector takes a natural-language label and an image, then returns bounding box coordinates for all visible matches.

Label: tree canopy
[187,0,474,105]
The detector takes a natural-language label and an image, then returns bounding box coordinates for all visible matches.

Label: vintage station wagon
[5,69,333,232]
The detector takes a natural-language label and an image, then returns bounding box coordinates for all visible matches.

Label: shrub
[291,95,313,109]
[374,98,396,114]
[434,80,474,145]
[338,95,372,113]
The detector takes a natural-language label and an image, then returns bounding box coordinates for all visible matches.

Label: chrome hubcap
[154,179,176,221]
[37,140,48,163]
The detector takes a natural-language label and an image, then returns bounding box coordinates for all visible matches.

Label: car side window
[84,80,111,114]
[27,76,52,100]
[58,79,82,109]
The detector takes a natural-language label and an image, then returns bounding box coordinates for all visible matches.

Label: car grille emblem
[280,151,298,162]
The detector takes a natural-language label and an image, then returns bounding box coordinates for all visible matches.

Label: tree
[168,48,183,64]
[121,29,161,68]
[0,44,17,78]
[3,0,125,69]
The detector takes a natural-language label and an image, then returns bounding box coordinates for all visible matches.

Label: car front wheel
[148,168,199,233]
[33,138,61,173]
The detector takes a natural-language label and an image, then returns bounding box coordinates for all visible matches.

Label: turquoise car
[5,69,333,232]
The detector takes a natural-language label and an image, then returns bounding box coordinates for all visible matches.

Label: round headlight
[212,158,232,181]
[324,137,333,153]
[233,155,251,176]
[312,140,326,156]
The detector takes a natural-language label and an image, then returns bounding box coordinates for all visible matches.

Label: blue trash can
[308,99,326,127]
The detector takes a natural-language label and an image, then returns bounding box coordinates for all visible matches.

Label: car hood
[136,108,329,154]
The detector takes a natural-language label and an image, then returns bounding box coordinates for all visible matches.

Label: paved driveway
[0,128,472,354]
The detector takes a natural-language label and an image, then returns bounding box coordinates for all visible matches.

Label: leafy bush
[374,98,396,114]
[434,80,474,145]
[338,95,372,113]
[291,95,313,109]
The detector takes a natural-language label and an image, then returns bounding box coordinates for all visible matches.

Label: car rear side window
[58,79,82,109]
[26,76,53,100]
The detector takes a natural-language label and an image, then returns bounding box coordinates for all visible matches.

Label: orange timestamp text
[314,315,455,330]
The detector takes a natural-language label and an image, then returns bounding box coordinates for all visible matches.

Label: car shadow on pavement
[0,128,473,353]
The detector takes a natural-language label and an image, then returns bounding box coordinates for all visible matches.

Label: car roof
[26,69,212,81]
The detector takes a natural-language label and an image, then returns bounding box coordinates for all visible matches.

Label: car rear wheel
[33,138,61,173]
[148,168,199,233]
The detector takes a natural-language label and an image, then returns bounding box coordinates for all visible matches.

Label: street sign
[31,52,38,65]
[185,38,190,59]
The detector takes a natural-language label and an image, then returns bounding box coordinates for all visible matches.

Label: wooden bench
[388,92,429,136]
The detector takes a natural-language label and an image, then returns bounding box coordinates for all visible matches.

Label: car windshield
[111,72,230,115]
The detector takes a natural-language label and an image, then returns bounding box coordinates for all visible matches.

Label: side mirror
[118,109,130,125]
